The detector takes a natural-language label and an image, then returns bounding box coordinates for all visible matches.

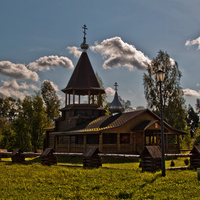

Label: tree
[186,104,199,137]
[118,96,133,112]
[192,126,200,146]
[143,50,186,130]
[41,80,60,125]
[11,97,33,151]
[0,97,17,121]
[196,98,200,114]
[31,93,48,152]
[95,72,107,107]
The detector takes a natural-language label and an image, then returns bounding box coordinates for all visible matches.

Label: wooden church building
[44,26,185,154]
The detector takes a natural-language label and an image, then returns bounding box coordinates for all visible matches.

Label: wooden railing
[0,147,199,170]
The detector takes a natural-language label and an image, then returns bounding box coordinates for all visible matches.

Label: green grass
[0,160,199,200]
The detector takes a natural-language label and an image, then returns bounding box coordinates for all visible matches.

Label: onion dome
[109,82,124,114]
[80,24,89,50]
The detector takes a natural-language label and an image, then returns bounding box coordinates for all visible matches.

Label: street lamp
[156,69,166,177]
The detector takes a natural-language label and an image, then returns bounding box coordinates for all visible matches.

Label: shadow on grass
[102,157,139,164]
[140,173,162,189]
[116,191,133,199]
[2,156,140,167]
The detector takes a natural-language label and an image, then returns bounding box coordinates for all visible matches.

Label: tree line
[0,80,60,152]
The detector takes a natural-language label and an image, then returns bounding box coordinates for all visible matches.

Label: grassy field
[0,157,199,200]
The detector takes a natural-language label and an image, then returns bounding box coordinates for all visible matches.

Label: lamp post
[156,69,166,177]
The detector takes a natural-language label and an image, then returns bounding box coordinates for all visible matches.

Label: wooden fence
[0,146,200,171]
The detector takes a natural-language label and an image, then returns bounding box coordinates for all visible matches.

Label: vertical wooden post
[55,136,57,151]
[92,95,94,104]
[78,95,81,104]
[177,134,180,152]
[130,132,133,152]
[83,135,87,152]
[68,136,71,152]
[73,90,75,104]
[65,93,68,106]
[68,94,71,105]
[165,134,168,153]
[156,131,158,145]
[98,92,102,106]
[133,132,136,153]
[99,133,103,152]
[143,131,146,148]
[117,133,120,152]
[88,90,91,105]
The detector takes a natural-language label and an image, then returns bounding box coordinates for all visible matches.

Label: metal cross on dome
[82,24,88,38]
[114,82,118,92]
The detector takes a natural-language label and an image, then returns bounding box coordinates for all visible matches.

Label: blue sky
[1,0,200,109]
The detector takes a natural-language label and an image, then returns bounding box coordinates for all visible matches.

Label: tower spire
[114,82,118,92]
[81,24,89,50]
[109,82,124,114]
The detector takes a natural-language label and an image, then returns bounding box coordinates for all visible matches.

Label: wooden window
[120,134,130,144]
[71,135,84,145]
[87,135,99,144]
[103,133,117,144]
[57,136,68,144]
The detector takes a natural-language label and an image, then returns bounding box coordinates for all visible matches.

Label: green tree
[192,126,200,146]
[41,80,60,125]
[143,50,186,130]
[12,97,33,151]
[196,98,200,114]
[186,104,199,137]
[95,72,107,107]
[118,96,133,112]
[31,93,48,152]
[0,97,17,121]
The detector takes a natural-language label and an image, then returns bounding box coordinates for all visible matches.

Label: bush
[184,159,189,166]
[170,160,175,167]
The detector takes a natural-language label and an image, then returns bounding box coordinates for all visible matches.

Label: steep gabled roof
[62,52,104,94]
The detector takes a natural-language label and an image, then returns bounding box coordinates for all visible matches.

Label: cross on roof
[82,24,88,39]
[114,82,118,92]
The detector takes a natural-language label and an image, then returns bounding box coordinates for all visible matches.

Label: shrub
[170,160,175,167]
[184,159,189,166]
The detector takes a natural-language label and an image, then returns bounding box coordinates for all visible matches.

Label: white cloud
[0,80,39,99]
[67,46,82,58]
[28,55,74,71]
[185,36,200,50]
[91,37,151,71]
[183,88,200,97]
[0,61,39,81]
[105,87,115,96]
[169,58,175,66]
[2,80,38,90]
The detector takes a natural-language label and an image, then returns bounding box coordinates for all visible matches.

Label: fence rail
[0,147,200,171]
[0,151,191,159]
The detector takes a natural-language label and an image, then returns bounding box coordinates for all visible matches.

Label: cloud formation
[91,37,151,71]
[105,87,115,96]
[0,61,39,81]
[183,88,200,97]
[28,55,74,71]
[67,46,82,58]
[185,36,200,49]
[0,80,39,99]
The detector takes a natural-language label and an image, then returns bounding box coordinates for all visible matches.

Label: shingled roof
[62,52,105,95]
[51,109,187,135]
